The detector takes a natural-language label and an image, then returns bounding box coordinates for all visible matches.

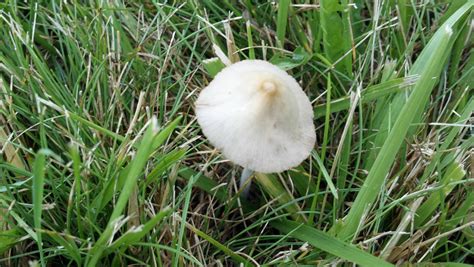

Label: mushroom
[196,60,315,190]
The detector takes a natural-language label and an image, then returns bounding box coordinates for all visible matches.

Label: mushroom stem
[239,168,254,197]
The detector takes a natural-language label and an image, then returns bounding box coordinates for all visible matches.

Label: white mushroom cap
[196,60,315,173]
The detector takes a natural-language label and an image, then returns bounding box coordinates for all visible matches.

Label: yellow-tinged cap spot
[261,81,277,94]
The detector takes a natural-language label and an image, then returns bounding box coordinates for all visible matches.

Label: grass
[0,0,473,266]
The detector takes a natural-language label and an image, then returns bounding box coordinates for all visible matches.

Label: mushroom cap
[196,60,315,173]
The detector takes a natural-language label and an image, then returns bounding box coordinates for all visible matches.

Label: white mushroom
[196,60,315,174]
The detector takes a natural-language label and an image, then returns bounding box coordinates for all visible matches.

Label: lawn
[0,1,473,266]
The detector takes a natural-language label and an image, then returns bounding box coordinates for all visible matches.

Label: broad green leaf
[320,0,352,74]
[270,47,312,70]
[203,57,226,78]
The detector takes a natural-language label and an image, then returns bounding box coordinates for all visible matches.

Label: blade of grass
[94,116,182,211]
[418,96,474,184]
[254,172,304,222]
[309,72,332,227]
[414,161,466,228]
[272,219,393,267]
[0,118,24,169]
[311,151,338,200]
[86,117,161,266]
[202,57,226,78]
[336,23,455,241]
[288,168,317,197]
[435,190,474,253]
[32,149,50,267]
[178,168,228,203]
[0,229,20,254]
[105,207,173,253]
[178,168,259,218]
[313,76,418,118]
[366,2,473,167]
[1,200,38,243]
[172,171,200,266]
[43,230,81,265]
[134,242,203,266]
[320,0,352,74]
[246,20,255,59]
[67,144,83,237]
[145,148,187,186]
[276,0,290,48]
[37,99,125,142]
[185,221,251,265]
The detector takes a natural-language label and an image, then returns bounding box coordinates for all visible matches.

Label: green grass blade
[313,76,418,118]
[86,117,161,266]
[0,229,20,254]
[366,2,473,167]
[173,171,200,266]
[178,168,228,203]
[2,1,473,265]
[320,0,352,74]
[32,149,50,267]
[311,151,338,200]
[276,0,290,48]
[203,57,226,77]
[418,96,474,184]
[186,222,251,265]
[435,190,474,252]
[67,144,83,237]
[272,219,393,267]
[336,23,455,241]
[414,161,466,227]
[254,173,304,222]
[145,148,188,186]
[68,112,125,142]
[106,207,172,253]
[151,115,182,149]
[246,20,255,59]
[94,116,182,211]
[43,230,81,264]
[270,47,311,70]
